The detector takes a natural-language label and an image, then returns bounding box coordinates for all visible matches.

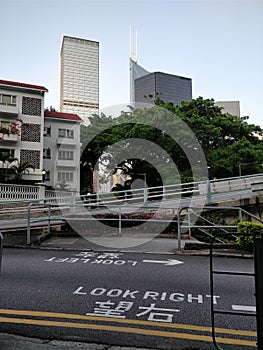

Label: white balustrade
[0,183,39,201]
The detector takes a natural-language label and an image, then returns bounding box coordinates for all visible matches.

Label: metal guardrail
[0,171,262,246]
[0,231,3,274]
[27,203,52,245]
[209,232,263,350]
[177,205,263,251]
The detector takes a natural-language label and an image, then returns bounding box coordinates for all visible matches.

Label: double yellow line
[0,309,257,347]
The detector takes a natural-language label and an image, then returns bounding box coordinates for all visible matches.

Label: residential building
[215,101,240,117]
[134,71,192,106]
[43,111,82,192]
[0,79,48,182]
[60,35,99,125]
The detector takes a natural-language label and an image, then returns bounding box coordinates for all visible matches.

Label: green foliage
[0,152,18,182]
[80,97,263,193]
[236,221,263,251]
[156,96,263,178]
[10,161,35,181]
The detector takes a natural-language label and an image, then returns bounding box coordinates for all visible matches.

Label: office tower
[60,36,99,125]
[134,71,192,106]
[129,58,149,103]
[215,101,240,117]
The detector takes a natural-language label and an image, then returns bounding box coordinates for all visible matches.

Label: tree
[0,152,18,181]
[10,161,35,182]
[80,97,263,193]
[154,97,263,178]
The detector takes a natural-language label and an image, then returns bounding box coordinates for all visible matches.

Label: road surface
[0,248,257,349]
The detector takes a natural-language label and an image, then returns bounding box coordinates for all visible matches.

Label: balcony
[0,133,18,142]
[0,104,19,118]
[56,159,76,167]
[56,137,76,147]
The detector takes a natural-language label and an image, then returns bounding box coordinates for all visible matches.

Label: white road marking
[232,305,256,312]
[143,259,183,266]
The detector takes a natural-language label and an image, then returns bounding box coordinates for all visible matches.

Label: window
[44,126,51,137]
[58,128,74,138]
[43,148,51,159]
[58,150,73,160]
[0,94,16,105]
[0,121,12,133]
[0,148,15,157]
[58,172,73,181]
[58,128,66,137]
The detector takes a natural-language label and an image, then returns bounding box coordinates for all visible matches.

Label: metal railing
[0,172,262,204]
[0,232,3,274]
[177,205,263,251]
[27,203,52,245]
[209,232,263,350]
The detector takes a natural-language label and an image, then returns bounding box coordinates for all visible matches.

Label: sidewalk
[0,332,157,350]
[2,228,253,258]
[40,234,188,254]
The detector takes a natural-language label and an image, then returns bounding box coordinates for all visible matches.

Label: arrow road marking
[143,259,183,266]
[232,305,256,313]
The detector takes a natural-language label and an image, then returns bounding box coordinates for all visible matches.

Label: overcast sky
[1,0,262,126]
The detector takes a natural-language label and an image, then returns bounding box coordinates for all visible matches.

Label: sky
[1,0,263,127]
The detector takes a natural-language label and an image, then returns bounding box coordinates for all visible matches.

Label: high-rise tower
[129,29,192,107]
[135,72,192,106]
[60,35,99,125]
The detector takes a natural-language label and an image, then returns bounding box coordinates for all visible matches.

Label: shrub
[236,221,263,251]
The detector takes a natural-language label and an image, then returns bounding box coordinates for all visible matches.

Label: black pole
[0,232,3,274]
[254,235,263,350]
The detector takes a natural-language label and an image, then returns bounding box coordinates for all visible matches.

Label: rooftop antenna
[129,26,138,62]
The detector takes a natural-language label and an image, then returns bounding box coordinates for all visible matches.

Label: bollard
[254,235,263,350]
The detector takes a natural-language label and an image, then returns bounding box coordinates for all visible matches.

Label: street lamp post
[42,169,46,182]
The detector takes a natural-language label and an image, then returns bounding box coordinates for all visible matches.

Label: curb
[2,242,253,258]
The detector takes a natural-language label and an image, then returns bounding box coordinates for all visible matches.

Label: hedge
[236,221,263,251]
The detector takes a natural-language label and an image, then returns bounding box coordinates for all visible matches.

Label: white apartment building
[43,111,82,192]
[60,35,99,126]
[0,79,48,182]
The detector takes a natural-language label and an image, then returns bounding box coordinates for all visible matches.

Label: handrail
[1,172,263,205]
[177,205,263,251]
[27,203,52,245]
[0,232,3,274]
[209,232,257,350]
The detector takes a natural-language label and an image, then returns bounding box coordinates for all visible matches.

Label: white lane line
[232,305,256,312]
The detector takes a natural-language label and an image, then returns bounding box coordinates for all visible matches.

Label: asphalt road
[0,248,257,350]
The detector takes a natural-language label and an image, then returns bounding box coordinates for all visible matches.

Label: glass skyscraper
[129,58,192,107]
[134,71,192,106]
[60,36,99,125]
[129,58,149,103]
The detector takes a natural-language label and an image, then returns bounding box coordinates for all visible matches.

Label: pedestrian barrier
[177,205,263,251]
[0,232,3,274]
[209,232,263,350]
